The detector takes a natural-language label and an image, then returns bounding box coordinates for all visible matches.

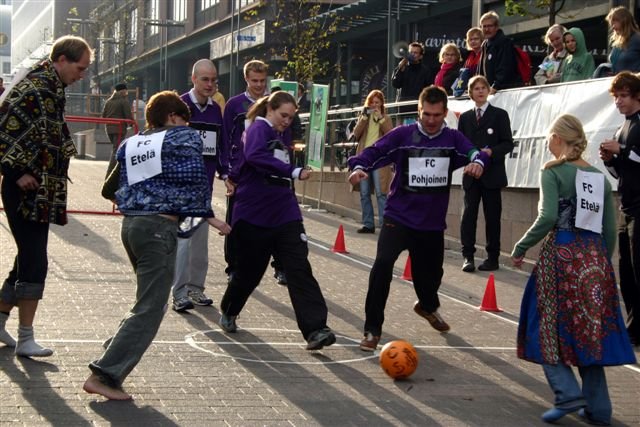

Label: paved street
[1,159,639,426]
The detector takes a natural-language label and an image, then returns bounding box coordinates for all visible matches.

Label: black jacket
[480,29,522,90]
[605,111,640,216]
[458,104,514,189]
[391,62,434,101]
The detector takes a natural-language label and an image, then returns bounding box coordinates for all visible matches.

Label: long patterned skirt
[517,230,636,366]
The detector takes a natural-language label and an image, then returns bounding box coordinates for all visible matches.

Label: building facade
[85,0,633,105]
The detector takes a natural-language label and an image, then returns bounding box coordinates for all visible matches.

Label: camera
[364,108,374,115]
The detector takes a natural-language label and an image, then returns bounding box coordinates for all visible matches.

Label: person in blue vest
[84,90,231,400]
[171,59,226,312]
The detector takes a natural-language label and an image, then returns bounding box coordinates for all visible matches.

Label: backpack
[514,45,532,85]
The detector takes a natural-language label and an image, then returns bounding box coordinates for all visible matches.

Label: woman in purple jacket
[218,91,336,350]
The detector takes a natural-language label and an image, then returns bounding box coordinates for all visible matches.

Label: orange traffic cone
[331,225,348,253]
[401,256,412,281]
[479,273,502,312]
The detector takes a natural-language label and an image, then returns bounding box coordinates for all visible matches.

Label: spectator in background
[607,6,640,74]
[434,43,462,96]
[458,75,513,273]
[0,77,4,96]
[600,71,640,347]
[391,41,434,102]
[560,28,595,82]
[102,82,133,177]
[534,24,568,85]
[464,27,484,75]
[212,80,226,112]
[452,28,484,97]
[352,90,392,234]
[479,11,522,93]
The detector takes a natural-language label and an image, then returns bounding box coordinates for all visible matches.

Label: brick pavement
[0,159,639,426]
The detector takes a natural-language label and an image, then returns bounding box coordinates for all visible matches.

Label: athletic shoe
[578,408,611,426]
[219,314,237,333]
[172,297,194,312]
[359,333,380,351]
[306,328,336,350]
[188,290,213,306]
[274,270,288,286]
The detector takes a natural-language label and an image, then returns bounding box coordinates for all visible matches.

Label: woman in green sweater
[560,28,595,82]
[511,114,635,425]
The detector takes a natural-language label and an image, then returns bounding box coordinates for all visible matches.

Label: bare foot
[83,374,132,401]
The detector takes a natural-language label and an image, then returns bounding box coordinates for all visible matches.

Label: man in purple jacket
[348,85,489,351]
[171,59,226,312]
[223,60,287,285]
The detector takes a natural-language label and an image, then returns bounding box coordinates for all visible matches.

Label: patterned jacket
[0,61,77,225]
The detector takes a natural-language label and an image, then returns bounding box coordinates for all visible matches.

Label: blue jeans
[359,169,386,229]
[542,363,611,424]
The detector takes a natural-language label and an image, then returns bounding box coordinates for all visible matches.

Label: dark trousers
[0,179,50,305]
[618,213,640,342]
[223,195,236,275]
[224,195,284,275]
[460,181,502,260]
[220,220,328,340]
[364,217,444,336]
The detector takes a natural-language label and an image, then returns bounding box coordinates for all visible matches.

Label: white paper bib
[575,169,604,234]
[408,157,450,187]
[274,148,290,164]
[190,122,220,157]
[124,131,165,185]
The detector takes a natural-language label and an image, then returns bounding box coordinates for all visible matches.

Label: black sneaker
[306,328,336,350]
[274,270,288,286]
[356,226,375,234]
[478,259,499,271]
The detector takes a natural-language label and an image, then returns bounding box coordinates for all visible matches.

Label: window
[130,8,138,43]
[113,20,120,58]
[3,62,10,75]
[235,0,256,8]
[199,0,219,11]
[147,0,159,35]
[173,0,186,22]
[99,30,106,62]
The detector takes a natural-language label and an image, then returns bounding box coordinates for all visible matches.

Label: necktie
[476,107,482,123]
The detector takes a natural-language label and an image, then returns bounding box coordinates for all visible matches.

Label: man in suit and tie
[458,75,514,272]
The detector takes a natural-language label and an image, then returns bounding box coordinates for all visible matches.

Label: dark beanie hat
[115,83,127,91]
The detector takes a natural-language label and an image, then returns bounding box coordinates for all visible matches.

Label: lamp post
[142,19,186,90]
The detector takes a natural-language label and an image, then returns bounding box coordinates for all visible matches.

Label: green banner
[270,79,298,99]
[307,84,329,170]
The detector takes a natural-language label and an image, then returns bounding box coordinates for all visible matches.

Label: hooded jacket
[560,28,595,82]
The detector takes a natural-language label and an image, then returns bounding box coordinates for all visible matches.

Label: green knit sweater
[512,162,616,259]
